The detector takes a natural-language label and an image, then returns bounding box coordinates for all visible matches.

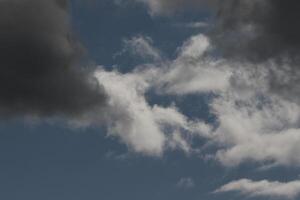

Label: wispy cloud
[176,177,195,189]
[216,179,300,199]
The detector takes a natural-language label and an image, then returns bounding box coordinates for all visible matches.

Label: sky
[1,0,300,200]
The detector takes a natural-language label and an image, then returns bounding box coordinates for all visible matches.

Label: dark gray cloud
[0,0,106,117]
[206,0,300,104]
[212,0,300,62]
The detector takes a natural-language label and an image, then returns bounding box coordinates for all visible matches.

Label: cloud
[134,0,218,16]
[127,0,300,110]
[121,36,162,62]
[176,177,195,189]
[129,34,231,96]
[108,33,300,167]
[0,0,106,117]
[136,0,300,64]
[151,34,231,95]
[213,92,300,167]
[128,0,300,108]
[4,0,299,170]
[213,0,300,62]
[211,1,300,106]
[0,0,215,157]
[216,179,300,199]
[91,68,211,156]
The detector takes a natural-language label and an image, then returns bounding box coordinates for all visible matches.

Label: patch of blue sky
[70,0,211,68]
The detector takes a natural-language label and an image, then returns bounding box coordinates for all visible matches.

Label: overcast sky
[1,0,300,200]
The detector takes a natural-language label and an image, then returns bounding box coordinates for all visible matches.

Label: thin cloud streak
[216,179,300,199]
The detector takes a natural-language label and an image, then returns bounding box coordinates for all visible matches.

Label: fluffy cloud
[216,179,300,199]
[213,93,300,167]
[91,68,211,156]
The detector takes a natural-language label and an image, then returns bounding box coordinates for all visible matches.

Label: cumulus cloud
[216,179,300,199]
[0,0,106,117]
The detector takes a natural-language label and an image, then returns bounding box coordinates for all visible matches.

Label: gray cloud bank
[0,0,106,117]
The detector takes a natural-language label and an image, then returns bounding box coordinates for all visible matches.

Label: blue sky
[1,1,300,200]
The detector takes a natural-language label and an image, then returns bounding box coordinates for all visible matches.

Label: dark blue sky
[0,1,299,200]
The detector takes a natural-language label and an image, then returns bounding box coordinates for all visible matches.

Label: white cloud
[140,34,232,95]
[213,97,300,167]
[74,33,300,168]
[91,68,211,156]
[95,70,165,156]
[210,64,300,167]
[132,34,300,167]
[216,179,300,199]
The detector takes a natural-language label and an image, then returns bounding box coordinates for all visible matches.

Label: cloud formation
[3,0,300,171]
[216,179,300,199]
[92,67,211,156]
[105,33,300,167]
[0,0,106,117]
[119,0,300,168]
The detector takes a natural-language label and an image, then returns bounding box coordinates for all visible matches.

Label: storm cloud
[0,0,106,117]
